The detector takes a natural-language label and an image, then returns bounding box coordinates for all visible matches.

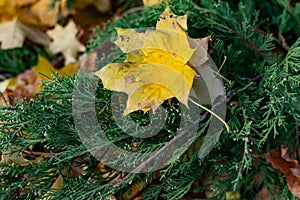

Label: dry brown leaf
[79,51,98,70]
[0,91,9,106]
[0,0,37,21]
[254,185,280,200]
[122,180,143,200]
[264,145,300,198]
[0,69,38,105]
[1,145,30,166]
[0,56,79,105]
[72,0,111,13]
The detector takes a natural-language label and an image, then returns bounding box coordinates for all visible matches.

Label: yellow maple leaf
[143,0,168,6]
[95,7,209,115]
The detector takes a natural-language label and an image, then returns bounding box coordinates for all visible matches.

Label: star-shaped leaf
[47,20,86,64]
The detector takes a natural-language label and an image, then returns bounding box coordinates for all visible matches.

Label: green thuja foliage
[1,0,300,199]
[0,47,38,80]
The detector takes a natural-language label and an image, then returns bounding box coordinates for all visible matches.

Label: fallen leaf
[72,0,111,13]
[47,20,86,64]
[264,145,300,198]
[0,18,48,49]
[6,69,38,104]
[19,0,59,28]
[0,79,11,93]
[226,191,240,200]
[0,56,79,105]
[1,147,29,165]
[254,185,279,200]
[0,18,25,49]
[16,0,36,7]
[33,56,79,78]
[0,0,18,20]
[32,56,79,91]
[95,7,208,115]
[79,51,98,70]
[0,91,8,106]
[50,175,63,189]
[143,0,168,6]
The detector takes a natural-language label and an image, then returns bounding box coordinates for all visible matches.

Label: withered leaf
[264,145,300,198]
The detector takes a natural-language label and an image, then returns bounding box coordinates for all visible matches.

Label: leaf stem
[188,97,230,132]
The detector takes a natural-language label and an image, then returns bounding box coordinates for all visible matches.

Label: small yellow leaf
[226,191,241,200]
[50,175,63,190]
[32,56,55,81]
[47,20,86,64]
[58,62,79,76]
[33,56,79,79]
[143,0,168,6]
[32,56,79,92]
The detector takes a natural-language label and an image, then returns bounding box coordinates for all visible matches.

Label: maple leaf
[47,20,86,64]
[143,0,168,6]
[95,7,209,115]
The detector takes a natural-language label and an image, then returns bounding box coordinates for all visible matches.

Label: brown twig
[232,29,267,59]
[118,6,145,18]
[23,150,53,158]
[253,26,290,51]
[115,98,225,186]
